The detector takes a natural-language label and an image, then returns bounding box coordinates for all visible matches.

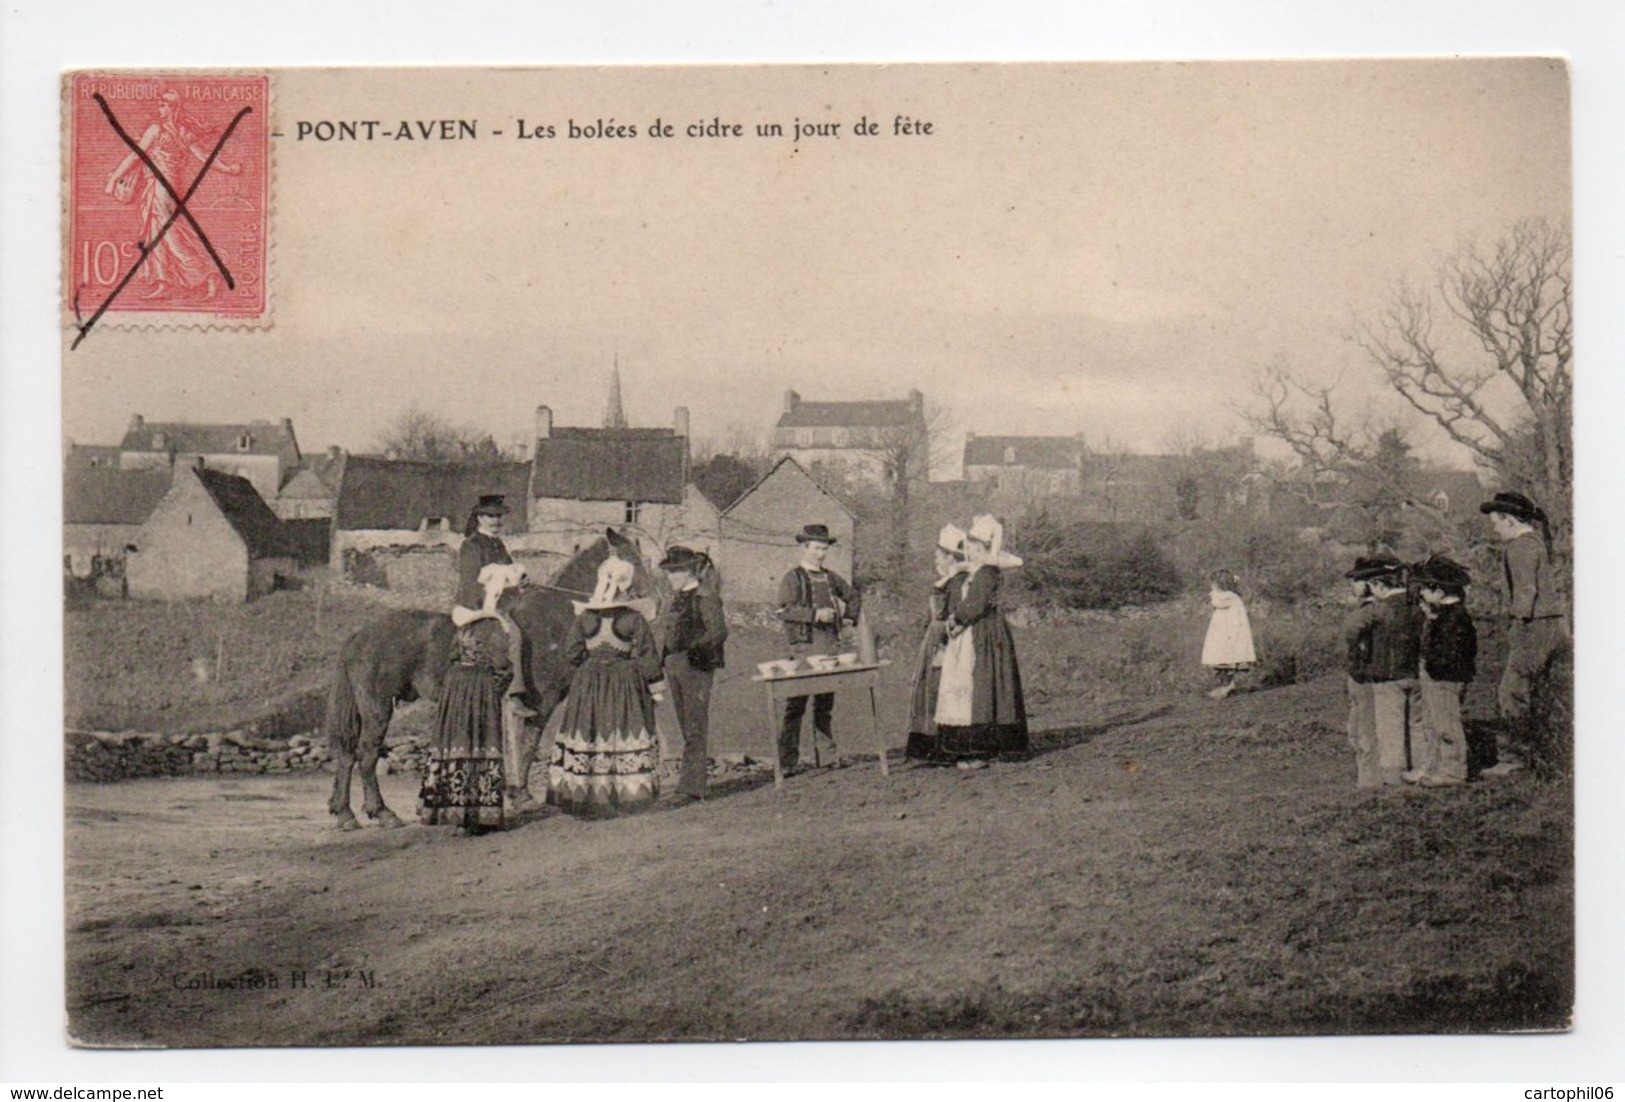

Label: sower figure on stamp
[103,90,241,301]
[451,493,540,812]
[776,523,862,774]
[658,546,728,802]
[1478,491,1568,775]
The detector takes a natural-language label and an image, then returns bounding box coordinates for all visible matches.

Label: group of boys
[1342,553,1478,788]
[1341,489,1566,790]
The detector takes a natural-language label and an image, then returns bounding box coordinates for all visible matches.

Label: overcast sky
[62,59,1569,473]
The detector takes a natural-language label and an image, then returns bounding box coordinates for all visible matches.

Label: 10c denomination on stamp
[65,71,271,337]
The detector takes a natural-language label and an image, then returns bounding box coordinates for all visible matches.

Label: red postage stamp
[64,71,271,338]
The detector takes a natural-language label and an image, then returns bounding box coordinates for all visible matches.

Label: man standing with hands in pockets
[776,523,862,774]
[658,546,728,803]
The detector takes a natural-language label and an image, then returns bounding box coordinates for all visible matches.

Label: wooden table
[752,662,891,786]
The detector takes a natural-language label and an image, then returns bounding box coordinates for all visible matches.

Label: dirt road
[65,675,1571,1046]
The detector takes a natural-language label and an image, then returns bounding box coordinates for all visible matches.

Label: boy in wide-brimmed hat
[1478,491,1566,773]
[774,523,862,773]
[1341,555,1419,787]
[1404,555,1478,787]
[658,545,728,801]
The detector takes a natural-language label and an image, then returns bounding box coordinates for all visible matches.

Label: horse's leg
[328,745,360,830]
[357,698,403,828]
[326,658,363,831]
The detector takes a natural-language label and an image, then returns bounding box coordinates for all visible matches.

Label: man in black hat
[1478,491,1565,772]
[775,523,861,772]
[658,546,728,801]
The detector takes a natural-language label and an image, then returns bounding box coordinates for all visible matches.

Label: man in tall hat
[775,523,861,773]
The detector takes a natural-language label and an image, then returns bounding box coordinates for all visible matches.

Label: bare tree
[853,399,955,574]
[376,404,507,464]
[1079,436,1132,521]
[1355,218,1572,548]
[1245,362,1458,554]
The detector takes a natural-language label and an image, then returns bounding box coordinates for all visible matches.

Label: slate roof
[121,419,298,461]
[193,468,296,558]
[776,398,924,430]
[64,444,124,471]
[334,457,532,531]
[532,427,686,504]
[963,435,1087,470]
[64,468,173,526]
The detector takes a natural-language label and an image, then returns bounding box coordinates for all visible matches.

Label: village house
[962,433,1090,496]
[527,402,704,560]
[770,387,927,492]
[126,463,298,602]
[119,414,301,506]
[63,466,173,590]
[714,456,857,604]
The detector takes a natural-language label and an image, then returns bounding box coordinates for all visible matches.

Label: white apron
[934,628,977,727]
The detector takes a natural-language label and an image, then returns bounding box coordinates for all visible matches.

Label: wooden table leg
[767,683,784,788]
[871,682,888,777]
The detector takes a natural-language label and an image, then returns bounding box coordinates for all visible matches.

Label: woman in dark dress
[932,514,1029,767]
[906,523,968,764]
[420,562,527,833]
[547,556,666,818]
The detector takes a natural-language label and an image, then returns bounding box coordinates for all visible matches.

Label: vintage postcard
[60,61,1573,1049]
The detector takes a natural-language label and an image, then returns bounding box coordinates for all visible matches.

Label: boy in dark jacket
[1341,557,1386,787]
[1341,557,1421,787]
[1405,555,1478,787]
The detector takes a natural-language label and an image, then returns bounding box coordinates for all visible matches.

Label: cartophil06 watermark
[1524,1090,1615,1100]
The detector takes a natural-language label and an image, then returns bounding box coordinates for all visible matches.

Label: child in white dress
[1202,570,1256,699]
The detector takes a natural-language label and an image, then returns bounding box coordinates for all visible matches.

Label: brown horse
[325,528,656,829]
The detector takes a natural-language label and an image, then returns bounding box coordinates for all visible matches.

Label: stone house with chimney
[527,402,715,561]
[119,414,301,506]
[770,388,927,493]
[126,464,298,602]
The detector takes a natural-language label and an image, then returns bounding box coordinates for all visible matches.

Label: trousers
[1369,679,1419,786]
[1347,676,1378,787]
[1498,617,1566,722]
[1415,672,1468,784]
[666,655,714,798]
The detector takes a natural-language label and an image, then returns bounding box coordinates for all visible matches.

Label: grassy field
[63,669,1572,1045]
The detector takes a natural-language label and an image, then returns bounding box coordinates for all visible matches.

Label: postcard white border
[4,0,1623,1086]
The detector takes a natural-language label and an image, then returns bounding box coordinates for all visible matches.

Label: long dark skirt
[548,653,660,818]
[420,662,506,829]
[933,612,1029,761]
[905,622,948,762]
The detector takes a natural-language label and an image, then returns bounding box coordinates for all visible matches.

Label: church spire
[604,355,628,429]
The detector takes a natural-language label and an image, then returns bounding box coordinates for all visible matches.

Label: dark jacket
[1342,592,1421,683]
[776,565,861,646]
[1420,601,1477,684]
[663,583,729,672]
[454,531,512,610]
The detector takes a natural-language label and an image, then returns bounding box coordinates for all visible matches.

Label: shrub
[1007,509,1183,611]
